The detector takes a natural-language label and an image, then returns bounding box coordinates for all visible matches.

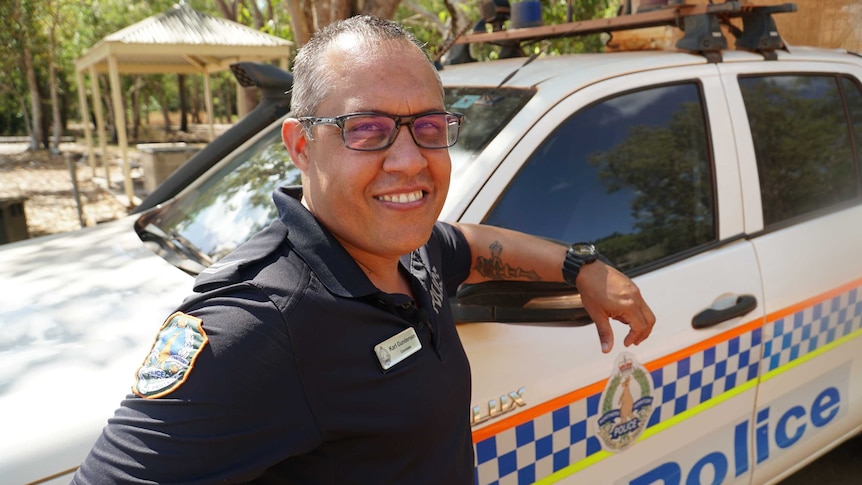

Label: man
[73,15,654,484]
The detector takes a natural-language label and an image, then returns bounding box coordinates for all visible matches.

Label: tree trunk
[158,92,171,134]
[131,76,142,140]
[222,84,233,123]
[22,42,43,151]
[285,0,313,47]
[100,81,117,143]
[284,0,404,48]
[178,74,189,133]
[48,0,63,153]
[439,0,473,64]
[214,0,238,20]
[191,78,201,124]
[48,63,62,153]
[19,96,33,139]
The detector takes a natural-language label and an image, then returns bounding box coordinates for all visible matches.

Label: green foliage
[536,0,619,55]
[632,368,650,394]
[589,100,715,270]
[0,0,269,137]
[740,76,859,225]
[2,0,623,137]
[396,0,621,63]
[445,0,619,62]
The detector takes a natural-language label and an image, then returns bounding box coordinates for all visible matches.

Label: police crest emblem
[595,352,655,451]
[133,312,208,399]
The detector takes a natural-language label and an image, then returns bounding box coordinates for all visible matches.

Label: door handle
[691,294,757,329]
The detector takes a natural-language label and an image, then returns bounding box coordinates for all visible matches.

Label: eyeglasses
[298,111,464,151]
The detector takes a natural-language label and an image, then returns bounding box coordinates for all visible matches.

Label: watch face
[572,243,596,257]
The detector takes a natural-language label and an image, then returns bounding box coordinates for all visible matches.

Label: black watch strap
[562,242,599,286]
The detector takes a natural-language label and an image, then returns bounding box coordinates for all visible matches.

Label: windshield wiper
[139,223,211,275]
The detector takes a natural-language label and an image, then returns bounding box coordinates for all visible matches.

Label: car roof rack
[450,0,797,63]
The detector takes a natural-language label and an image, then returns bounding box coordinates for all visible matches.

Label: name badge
[374,327,422,370]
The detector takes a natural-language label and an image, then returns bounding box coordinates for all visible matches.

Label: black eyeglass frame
[297,111,464,151]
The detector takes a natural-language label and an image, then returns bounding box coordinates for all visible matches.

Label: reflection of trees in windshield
[589,101,715,270]
[168,136,300,261]
[445,87,533,154]
[739,76,857,226]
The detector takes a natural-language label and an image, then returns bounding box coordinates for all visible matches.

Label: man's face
[284,37,451,264]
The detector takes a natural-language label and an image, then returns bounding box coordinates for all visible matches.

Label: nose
[382,125,428,175]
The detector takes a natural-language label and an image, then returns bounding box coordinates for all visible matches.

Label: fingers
[620,288,656,348]
[594,316,614,353]
[579,263,656,352]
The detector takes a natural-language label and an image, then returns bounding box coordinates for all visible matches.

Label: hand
[576,262,656,353]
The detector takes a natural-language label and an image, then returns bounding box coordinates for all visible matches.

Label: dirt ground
[0,142,132,239]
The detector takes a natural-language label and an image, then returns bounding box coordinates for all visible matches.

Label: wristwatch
[562,242,599,286]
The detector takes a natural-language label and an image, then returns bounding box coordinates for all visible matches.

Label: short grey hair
[290,15,441,118]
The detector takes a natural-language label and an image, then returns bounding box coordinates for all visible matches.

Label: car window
[444,86,534,166]
[738,74,860,227]
[147,127,299,262]
[841,76,862,171]
[481,82,716,273]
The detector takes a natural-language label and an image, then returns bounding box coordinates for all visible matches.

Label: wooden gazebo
[74,4,292,205]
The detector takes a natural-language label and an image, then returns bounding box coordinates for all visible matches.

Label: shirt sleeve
[431,221,472,295]
[72,286,321,484]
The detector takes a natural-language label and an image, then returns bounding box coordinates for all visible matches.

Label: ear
[282,118,311,171]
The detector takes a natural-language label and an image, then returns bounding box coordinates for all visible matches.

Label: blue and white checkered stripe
[647,329,761,427]
[473,285,862,485]
[763,287,862,373]
[474,395,602,485]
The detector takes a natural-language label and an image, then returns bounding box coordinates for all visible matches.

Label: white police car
[2,2,862,484]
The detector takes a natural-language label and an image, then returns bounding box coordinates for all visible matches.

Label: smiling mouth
[376,190,425,204]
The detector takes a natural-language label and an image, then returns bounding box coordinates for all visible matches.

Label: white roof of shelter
[75,4,292,74]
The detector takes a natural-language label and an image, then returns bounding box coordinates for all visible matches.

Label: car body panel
[716,58,862,483]
[0,218,193,484]
[454,61,768,484]
[462,241,766,484]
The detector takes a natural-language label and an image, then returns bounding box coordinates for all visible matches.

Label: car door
[718,59,862,484]
[456,65,767,484]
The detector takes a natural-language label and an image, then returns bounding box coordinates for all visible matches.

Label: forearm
[452,223,568,285]
[452,222,656,353]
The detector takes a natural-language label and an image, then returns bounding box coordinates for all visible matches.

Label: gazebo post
[89,65,111,185]
[74,68,97,177]
[204,70,215,140]
[236,82,248,118]
[107,55,134,206]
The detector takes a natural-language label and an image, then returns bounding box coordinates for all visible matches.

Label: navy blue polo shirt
[73,186,474,484]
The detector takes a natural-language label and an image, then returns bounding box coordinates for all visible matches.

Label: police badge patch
[133,312,208,399]
[595,352,655,452]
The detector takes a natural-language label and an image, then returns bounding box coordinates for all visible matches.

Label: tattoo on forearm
[474,240,541,281]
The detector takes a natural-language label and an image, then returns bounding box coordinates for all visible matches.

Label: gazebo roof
[75,4,292,74]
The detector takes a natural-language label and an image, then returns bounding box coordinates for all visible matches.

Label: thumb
[593,315,614,354]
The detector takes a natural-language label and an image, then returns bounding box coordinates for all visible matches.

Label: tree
[283,0,404,47]
[45,0,71,152]
[8,0,45,150]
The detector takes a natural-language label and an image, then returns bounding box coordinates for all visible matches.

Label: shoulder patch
[133,312,209,399]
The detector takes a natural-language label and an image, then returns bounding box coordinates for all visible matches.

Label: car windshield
[140,86,533,268]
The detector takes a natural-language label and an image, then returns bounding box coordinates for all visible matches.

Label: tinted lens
[412,113,459,148]
[342,115,396,150]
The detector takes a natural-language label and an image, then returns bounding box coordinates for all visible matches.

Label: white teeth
[378,191,423,203]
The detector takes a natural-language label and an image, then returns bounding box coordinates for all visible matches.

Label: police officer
[72,15,655,484]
